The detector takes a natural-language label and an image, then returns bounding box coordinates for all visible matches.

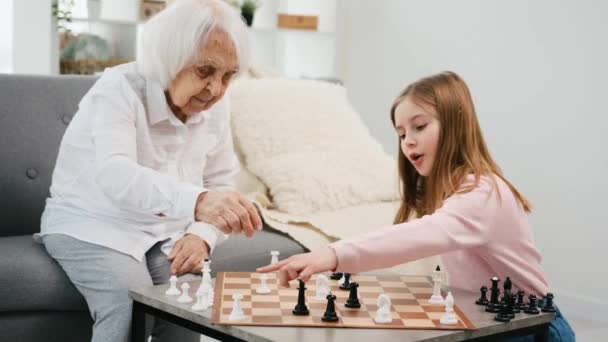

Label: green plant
[240,0,259,16]
[52,0,75,33]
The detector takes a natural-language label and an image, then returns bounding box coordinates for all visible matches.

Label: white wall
[12,0,54,74]
[340,0,608,316]
[0,0,13,73]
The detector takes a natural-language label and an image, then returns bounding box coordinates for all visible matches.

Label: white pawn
[165,275,181,296]
[428,272,445,305]
[270,250,280,265]
[228,293,246,321]
[314,274,330,301]
[191,292,209,311]
[177,283,193,303]
[440,292,458,325]
[201,259,212,288]
[374,294,392,324]
[256,273,271,294]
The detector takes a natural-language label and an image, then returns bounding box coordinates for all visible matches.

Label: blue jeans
[503,303,575,342]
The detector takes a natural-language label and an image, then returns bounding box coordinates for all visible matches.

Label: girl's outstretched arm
[257,247,338,287]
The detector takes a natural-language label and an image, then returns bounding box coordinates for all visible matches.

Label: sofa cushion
[229,78,398,215]
[0,235,88,312]
[0,74,97,237]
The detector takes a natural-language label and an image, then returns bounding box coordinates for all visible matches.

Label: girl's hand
[256,247,339,287]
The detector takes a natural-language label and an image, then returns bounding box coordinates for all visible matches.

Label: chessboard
[211,272,476,330]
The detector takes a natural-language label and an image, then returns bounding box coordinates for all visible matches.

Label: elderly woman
[36,1,260,341]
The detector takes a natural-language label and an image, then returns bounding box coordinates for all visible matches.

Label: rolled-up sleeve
[89,81,205,220]
[186,221,228,253]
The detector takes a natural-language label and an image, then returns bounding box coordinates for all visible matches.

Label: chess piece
[228,293,246,321]
[541,293,557,313]
[330,272,343,280]
[345,282,361,308]
[201,259,212,288]
[504,291,515,318]
[495,302,512,322]
[486,277,501,313]
[292,279,309,315]
[270,250,280,265]
[524,294,540,315]
[515,290,526,311]
[177,283,193,303]
[428,270,445,304]
[191,292,209,311]
[440,292,458,324]
[511,293,521,314]
[374,294,392,324]
[256,273,271,294]
[314,274,330,301]
[165,275,181,296]
[322,294,339,322]
[475,285,489,305]
[339,273,351,290]
[503,276,512,293]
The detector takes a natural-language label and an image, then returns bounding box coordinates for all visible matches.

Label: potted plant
[240,0,259,27]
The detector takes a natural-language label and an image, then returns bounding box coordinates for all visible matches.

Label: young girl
[258,71,574,341]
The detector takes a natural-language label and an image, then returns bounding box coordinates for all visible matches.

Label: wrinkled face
[394,96,441,176]
[167,29,239,120]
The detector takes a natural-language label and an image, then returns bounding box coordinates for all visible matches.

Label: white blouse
[37,62,238,261]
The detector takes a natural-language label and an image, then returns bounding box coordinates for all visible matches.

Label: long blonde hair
[390,71,531,223]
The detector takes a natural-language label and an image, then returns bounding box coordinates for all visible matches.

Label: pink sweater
[330,175,549,296]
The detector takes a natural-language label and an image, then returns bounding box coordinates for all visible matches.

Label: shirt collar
[146,78,207,127]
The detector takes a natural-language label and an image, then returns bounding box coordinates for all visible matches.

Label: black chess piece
[503,276,512,293]
[494,302,512,322]
[510,293,521,314]
[330,272,343,280]
[542,293,557,313]
[515,290,526,311]
[485,277,501,313]
[292,279,309,315]
[475,285,489,306]
[322,293,339,322]
[345,282,361,308]
[524,294,540,315]
[435,265,441,272]
[339,273,352,290]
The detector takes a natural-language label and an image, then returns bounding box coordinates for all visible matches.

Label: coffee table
[129,279,554,342]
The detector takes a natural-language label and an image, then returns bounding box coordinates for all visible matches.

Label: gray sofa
[0,74,307,342]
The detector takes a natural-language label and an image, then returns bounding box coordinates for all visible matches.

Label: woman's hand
[167,234,209,276]
[195,191,262,237]
[256,248,339,287]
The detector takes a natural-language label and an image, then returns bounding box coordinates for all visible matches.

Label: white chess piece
[339,273,346,286]
[256,273,271,294]
[165,275,181,296]
[177,283,193,303]
[440,292,458,324]
[201,259,212,288]
[270,250,280,265]
[428,272,445,305]
[314,274,330,301]
[374,294,392,323]
[228,293,246,321]
[191,292,209,311]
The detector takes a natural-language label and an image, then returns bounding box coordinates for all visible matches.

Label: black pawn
[339,273,352,290]
[524,294,540,315]
[509,292,519,315]
[515,290,526,311]
[330,272,343,280]
[345,282,361,308]
[292,279,309,315]
[475,285,489,306]
[322,293,339,322]
[542,293,557,313]
[495,302,512,322]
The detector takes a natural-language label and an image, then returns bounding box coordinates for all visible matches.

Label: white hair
[137,0,250,89]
